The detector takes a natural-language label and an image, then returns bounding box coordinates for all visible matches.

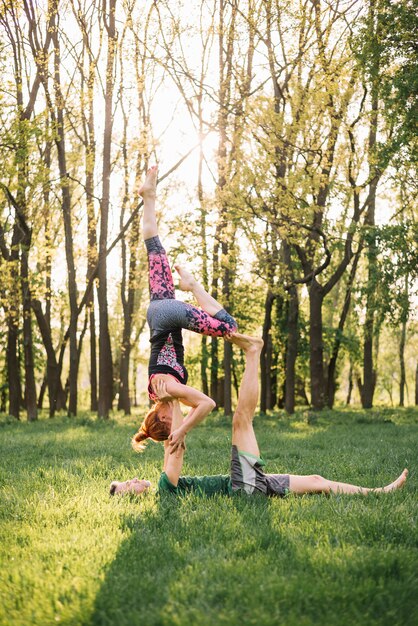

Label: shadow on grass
[87,486,417,626]
[88,491,295,626]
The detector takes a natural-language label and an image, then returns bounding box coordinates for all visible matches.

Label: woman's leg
[139,167,235,327]
[288,469,408,495]
[140,165,158,239]
[175,265,227,317]
[140,167,175,301]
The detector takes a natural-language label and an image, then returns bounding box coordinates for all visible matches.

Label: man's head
[110,477,151,496]
[132,402,173,451]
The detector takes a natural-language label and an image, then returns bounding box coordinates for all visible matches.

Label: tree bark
[85,45,98,413]
[260,291,275,413]
[97,0,117,418]
[32,299,65,416]
[309,280,325,409]
[20,243,37,421]
[285,284,298,414]
[346,360,354,406]
[326,250,361,408]
[198,135,209,397]
[399,319,406,407]
[7,315,21,419]
[361,3,380,409]
[49,23,79,416]
[399,273,408,407]
[210,238,220,406]
[415,362,418,406]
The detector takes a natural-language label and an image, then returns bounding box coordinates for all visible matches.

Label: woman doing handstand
[134,166,237,454]
[112,333,408,498]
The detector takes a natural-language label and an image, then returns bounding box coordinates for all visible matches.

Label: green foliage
[0,410,417,625]
[361,223,418,325]
[353,0,418,167]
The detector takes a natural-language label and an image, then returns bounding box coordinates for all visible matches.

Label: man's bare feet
[380,468,408,493]
[139,165,158,199]
[174,265,197,291]
[227,332,264,353]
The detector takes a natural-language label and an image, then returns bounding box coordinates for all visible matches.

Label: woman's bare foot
[227,332,264,353]
[139,165,158,199]
[379,468,408,493]
[174,265,197,291]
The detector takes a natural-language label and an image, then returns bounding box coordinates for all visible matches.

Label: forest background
[0,0,417,422]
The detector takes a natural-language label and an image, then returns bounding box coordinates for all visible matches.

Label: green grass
[0,407,417,626]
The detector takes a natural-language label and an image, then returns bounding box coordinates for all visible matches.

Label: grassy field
[0,407,417,626]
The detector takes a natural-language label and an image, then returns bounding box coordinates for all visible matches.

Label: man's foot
[380,468,408,493]
[139,165,158,199]
[174,265,197,291]
[226,332,263,353]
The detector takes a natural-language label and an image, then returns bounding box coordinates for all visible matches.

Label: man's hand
[168,427,186,455]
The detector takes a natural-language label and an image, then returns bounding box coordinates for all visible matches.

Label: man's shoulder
[158,472,179,494]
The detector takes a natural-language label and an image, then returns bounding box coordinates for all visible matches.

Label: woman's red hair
[132,402,170,452]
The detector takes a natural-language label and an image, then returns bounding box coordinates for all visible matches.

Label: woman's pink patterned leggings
[145,236,237,338]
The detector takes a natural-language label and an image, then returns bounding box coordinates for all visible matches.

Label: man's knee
[309,474,329,492]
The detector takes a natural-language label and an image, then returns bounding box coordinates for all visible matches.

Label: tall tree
[97,0,117,418]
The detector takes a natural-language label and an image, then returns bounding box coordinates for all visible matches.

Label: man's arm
[163,399,186,486]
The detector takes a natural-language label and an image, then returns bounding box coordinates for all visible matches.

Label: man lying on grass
[110,333,408,498]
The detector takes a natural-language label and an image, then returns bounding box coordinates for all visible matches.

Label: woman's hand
[154,379,174,402]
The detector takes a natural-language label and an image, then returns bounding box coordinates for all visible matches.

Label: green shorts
[230,445,289,497]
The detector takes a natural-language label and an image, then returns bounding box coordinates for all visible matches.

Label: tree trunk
[309,280,325,409]
[37,377,47,410]
[398,323,406,408]
[415,362,418,406]
[346,361,354,406]
[85,61,98,413]
[98,0,117,418]
[198,137,209,397]
[362,251,377,409]
[327,251,360,407]
[210,238,220,406]
[260,291,275,413]
[1,386,6,412]
[117,150,132,415]
[265,335,274,410]
[222,237,235,416]
[270,347,279,409]
[285,284,298,414]
[210,339,220,407]
[7,318,21,419]
[361,4,380,409]
[399,274,408,406]
[32,299,65,417]
[20,247,37,421]
[48,25,79,416]
[89,309,98,411]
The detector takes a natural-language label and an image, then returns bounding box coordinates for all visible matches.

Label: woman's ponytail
[132,428,150,452]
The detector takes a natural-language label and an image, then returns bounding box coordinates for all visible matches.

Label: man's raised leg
[228,333,264,456]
